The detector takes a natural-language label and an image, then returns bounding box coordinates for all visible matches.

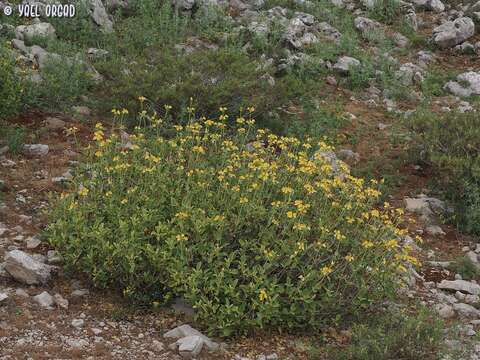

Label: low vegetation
[326,308,457,360]
[408,110,480,235]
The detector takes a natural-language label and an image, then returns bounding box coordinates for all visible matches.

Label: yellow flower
[176,234,188,241]
[320,266,332,276]
[293,223,310,231]
[192,146,205,154]
[175,212,188,219]
[121,198,128,204]
[281,186,293,195]
[105,191,112,197]
[138,96,146,102]
[259,288,268,302]
[345,254,354,262]
[240,197,249,204]
[286,211,297,219]
[362,240,374,249]
[78,187,89,197]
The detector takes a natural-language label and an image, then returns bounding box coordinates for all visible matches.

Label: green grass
[324,308,462,360]
[0,123,26,155]
[448,256,480,280]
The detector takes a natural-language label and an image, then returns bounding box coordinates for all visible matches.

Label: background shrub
[326,308,450,360]
[0,46,26,118]
[407,111,480,235]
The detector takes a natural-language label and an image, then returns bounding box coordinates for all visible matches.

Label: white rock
[23,144,49,157]
[425,225,446,236]
[445,71,480,98]
[54,293,69,309]
[47,250,62,264]
[15,22,56,42]
[26,236,42,249]
[453,302,480,318]
[426,0,445,12]
[33,291,54,309]
[4,250,53,285]
[71,319,85,328]
[333,56,361,75]
[438,279,480,295]
[86,0,114,32]
[15,288,29,297]
[0,292,8,304]
[432,17,475,49]
[435,303,455,318]
[164,324,218,351]
[176,335,204,358]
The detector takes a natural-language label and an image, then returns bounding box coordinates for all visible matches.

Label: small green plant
[47,107,418,336]
[0,47,26,118]
[368,0,402,25]
[448,256,480,280]
[0,124,26,155]
[407,111,480,235]
[28,56,94,111]
[326,308,449,360]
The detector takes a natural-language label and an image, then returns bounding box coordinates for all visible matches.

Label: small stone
[26,236,42,249]
[71,319,85,328]
[15,288,29,297]
[176,335,204,358]
[23,144,49,157]
[33,291,54,309]
[46,250,62,264]
[333,56,360,75]
[72,106,91,116]
[435,303,455,318]
[44,117,66,130]
[91,328,103,335]
[71,289,89,297]
[54,293,69,309]
[152,339,164,352]
[425,225,446,236]
[0,292,8,304]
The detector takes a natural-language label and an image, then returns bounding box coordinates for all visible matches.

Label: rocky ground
[1,0,480,358]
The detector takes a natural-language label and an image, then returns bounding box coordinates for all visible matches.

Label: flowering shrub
[47,107,417,336]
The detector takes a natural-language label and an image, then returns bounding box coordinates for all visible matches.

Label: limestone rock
[333,56,360,75]
[4,250,53,285]
[15,22,56,42]
[33,291,54,309]
[432,17,475,49]
[444,71,480,97]
[453,302,480,318]
[438,279,480,295]
[85,0,114,32]
[23,144,49,157]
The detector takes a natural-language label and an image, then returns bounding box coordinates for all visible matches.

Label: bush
[0,123,26,155]
[28,56,94,111]
[47,108,417,336]
[0,47,26,118]
[448,256,480,281]
[408,111,480,235]
[326,308,449,360]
